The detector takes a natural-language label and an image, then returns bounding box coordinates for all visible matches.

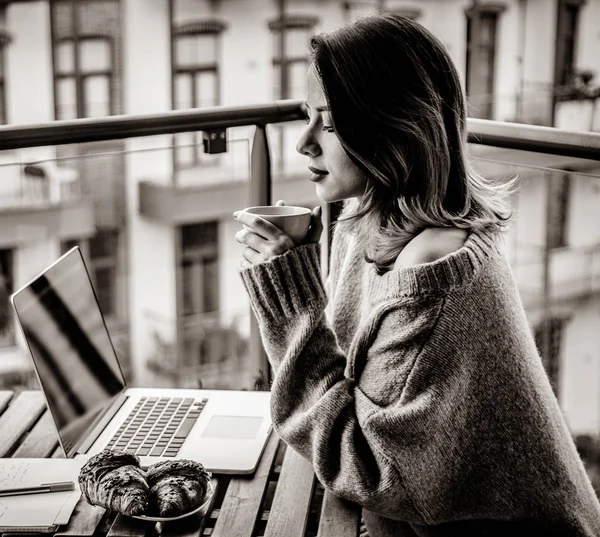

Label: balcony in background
[0,156,95,247]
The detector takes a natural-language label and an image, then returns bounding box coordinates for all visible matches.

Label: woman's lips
[308,166,328,183]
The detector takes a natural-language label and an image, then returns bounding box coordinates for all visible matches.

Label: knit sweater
[239,226,600,537]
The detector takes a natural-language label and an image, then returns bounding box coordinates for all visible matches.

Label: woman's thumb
[306,205,324,243]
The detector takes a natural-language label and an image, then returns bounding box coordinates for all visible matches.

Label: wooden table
[0,391,362,537]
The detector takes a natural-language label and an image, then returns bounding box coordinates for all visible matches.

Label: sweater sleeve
[239,243,443,524]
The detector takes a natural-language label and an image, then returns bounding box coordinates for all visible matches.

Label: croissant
[78,450,149,516]
[146,459,212,517]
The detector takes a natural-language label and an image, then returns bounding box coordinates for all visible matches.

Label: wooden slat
[263,446,315,537]
[52,444,66,457]
[211,431,281,537]
[317,490,361,537]
[0,391,47,457]
[208,510,269,523]
[106,512,149,537]
[0,390,14,415]
[12,411,60,458]
[55,499,108,537]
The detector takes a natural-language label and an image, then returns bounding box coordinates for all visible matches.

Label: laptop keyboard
[106,396,208,458]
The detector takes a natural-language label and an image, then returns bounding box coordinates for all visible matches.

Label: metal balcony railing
[0,100,599,385]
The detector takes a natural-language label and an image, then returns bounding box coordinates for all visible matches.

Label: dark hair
[309,14,517,271]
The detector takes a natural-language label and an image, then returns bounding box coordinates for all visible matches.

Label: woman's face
[296,67,368,203]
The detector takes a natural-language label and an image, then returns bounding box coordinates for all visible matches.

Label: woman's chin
[315,184,339,204]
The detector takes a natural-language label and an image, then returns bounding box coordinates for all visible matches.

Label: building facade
[0,0,599,435]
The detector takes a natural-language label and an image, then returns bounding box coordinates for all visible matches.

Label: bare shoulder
[394,227,469,269]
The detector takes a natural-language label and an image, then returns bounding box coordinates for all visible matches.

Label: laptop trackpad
[201,416,264,440]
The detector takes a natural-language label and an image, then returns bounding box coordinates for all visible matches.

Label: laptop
[10,246,273,475]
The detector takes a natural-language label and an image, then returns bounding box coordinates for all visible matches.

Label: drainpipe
[541,171,553,374]
[278,0,288,101]
[516,0,527,122]
[469,0,481,103]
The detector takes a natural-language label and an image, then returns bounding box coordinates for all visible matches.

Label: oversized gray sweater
[240,226,600,536]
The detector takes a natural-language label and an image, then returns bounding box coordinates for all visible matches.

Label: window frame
[177,221,220,370]
[465,5,505,120]
[554,0,585,96]
[170,15,226,171]
[269,15,318,100]
[179,221,219,318]
[50,0,116,120]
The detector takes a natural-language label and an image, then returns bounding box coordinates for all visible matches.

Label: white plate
[130,482,213,523]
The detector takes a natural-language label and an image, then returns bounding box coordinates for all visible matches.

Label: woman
[233,14,600,537]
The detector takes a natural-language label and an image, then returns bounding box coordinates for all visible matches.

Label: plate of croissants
[78,450,213,522]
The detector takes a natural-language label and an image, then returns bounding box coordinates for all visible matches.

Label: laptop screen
[11,247,126,456]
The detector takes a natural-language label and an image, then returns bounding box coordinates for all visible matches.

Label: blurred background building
[0,0,600,486]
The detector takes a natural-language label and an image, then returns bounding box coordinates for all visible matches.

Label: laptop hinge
[73,393,128,457]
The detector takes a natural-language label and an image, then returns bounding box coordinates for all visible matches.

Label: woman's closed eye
[304,114,335,132]
[304,116,335,133]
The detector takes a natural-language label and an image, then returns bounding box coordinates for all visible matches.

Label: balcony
[0,156,95,246]
[0,102,600,448]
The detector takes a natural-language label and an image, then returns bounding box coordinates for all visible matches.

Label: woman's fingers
[240,259,252,270]
[233,211,280,240]
[235,215,295,267]
[242,245,262,263]
[235,228,259,248]
[305,205,324,244]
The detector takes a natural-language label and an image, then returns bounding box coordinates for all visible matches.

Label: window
[554,0,584,96]
[0,249,14,348]
[534,317,566,397]
[50,1,119,120]
[269,15,318,100]
[465,5,505,119]
[61,230,119,317]
[54,36,113,119]
[179,222,219,369]
[171,20,226,169]
[179,222,219,317]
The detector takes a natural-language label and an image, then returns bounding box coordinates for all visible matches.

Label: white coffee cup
[242,205,312,242]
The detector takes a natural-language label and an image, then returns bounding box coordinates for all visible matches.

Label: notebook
[0,458,85,532]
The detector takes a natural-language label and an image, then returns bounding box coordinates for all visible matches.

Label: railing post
[250,125,272,389]
[321,203,332,279]
[541,171,553,384]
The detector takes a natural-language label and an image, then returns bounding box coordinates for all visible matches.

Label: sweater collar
[367,227,504,301]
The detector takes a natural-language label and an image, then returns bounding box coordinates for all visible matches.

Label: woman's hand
[234,200,323,269]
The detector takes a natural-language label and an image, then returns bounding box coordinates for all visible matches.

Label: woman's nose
[296,128,320,157]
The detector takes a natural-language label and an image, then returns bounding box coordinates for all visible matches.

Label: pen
[0,481,75,497]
